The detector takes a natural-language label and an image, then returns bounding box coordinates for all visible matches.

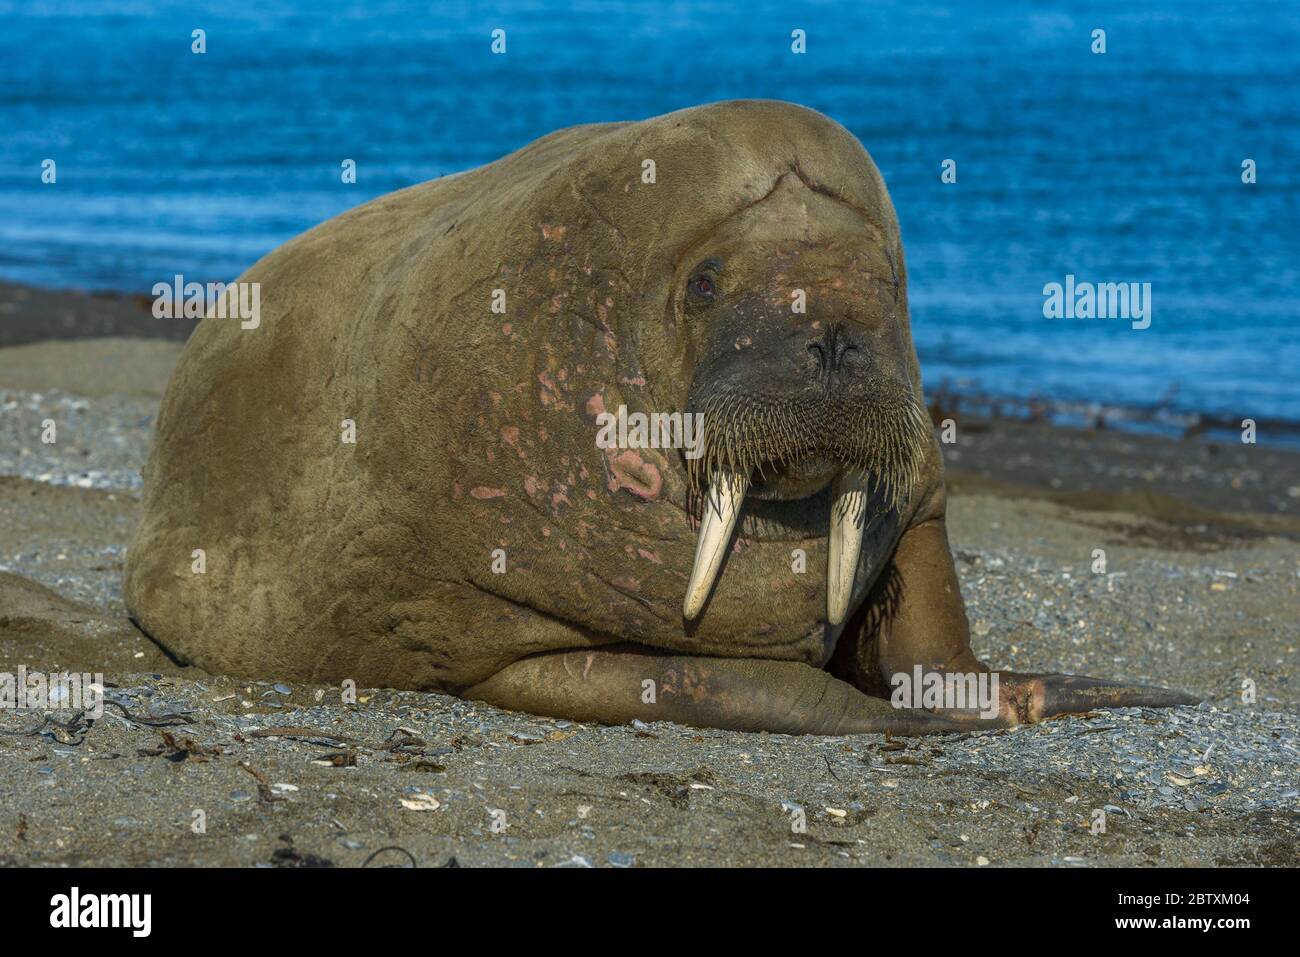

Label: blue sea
[2,0,1297,425]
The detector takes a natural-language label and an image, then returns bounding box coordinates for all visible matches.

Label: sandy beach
[0,285,1296,867]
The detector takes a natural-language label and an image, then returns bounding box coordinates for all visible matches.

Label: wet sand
[0,289,1296,867]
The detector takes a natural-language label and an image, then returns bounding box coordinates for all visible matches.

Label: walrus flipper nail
[1014,673,1200,722]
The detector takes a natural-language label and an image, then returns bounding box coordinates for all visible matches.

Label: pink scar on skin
[502,323,512,335]
[540,223,567,241]
[538,371,566,408]
[501,425,520,446]
[582,653,595,680]
[586,395,663,498]
[470,486,507,499]
[637,547,663,564]
[524,475,542,497]
[606,449,663,500]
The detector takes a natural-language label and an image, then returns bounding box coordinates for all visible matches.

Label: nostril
[830,325,859,371]
[807,325,862,381]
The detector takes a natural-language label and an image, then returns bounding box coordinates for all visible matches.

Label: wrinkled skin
[125,100,1196,734]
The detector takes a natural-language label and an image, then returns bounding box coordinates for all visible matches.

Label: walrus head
[663,169,930,626]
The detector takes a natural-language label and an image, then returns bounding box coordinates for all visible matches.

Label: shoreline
[3,279,1299,530]
[4,280,1298,455]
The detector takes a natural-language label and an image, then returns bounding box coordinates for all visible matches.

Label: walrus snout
[680,292,931,624]
[682,350,931,625]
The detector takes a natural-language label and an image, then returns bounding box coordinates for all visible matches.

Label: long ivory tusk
[683,471,748,619]
[827,469,869,626]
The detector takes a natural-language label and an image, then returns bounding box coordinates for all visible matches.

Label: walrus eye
[688,275,715,301]
[686,261,721,303]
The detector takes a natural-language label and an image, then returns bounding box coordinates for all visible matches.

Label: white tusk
[683,471,748,619]
[827,469,870,626]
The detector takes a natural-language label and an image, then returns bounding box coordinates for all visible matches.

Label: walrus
[124,100,1195,735]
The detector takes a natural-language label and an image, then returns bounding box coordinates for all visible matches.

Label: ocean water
[1,0,1297,424]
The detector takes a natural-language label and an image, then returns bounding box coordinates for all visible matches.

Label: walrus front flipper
[463,646,966,736]
[831,517,1198,728]
[991,673,1199,724]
